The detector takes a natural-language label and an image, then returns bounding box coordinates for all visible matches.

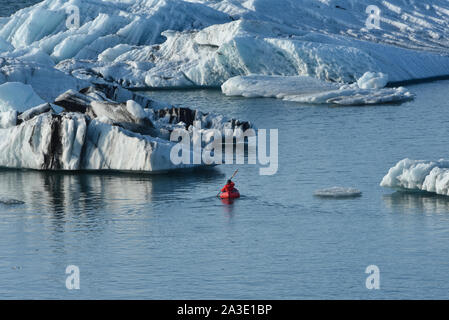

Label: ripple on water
[0,197,25,205]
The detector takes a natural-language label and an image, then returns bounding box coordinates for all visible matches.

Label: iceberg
[0,0,444,90]
[380,159,449,196]
[0,0,230,60]
[0,84,252,172]
[222,72,414,105]
[283,85,414,106]
[56,17,449,89]
[221,75,340,98]
[357,72,389,90]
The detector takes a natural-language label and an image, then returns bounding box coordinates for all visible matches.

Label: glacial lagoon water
[1,81,449,299]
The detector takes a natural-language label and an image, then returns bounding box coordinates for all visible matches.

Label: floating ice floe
[314,187,362,198]
[221,75,340,98]
[222,72,413,105]
[381,159,449,196]
[0,83,252,172]
[283,85,413,105]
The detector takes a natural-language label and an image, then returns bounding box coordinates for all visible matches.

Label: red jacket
[221,182,235,193]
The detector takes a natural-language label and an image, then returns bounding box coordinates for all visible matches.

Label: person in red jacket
[221,180,236,193]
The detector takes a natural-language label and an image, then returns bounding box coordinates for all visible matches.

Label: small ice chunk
[357,72,389,89]
[221,75,339,98]
[380,158,449,196]
[314,187,362,198]
[126,100,147,120]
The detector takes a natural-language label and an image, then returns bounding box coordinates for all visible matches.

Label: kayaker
[221,180,236,193]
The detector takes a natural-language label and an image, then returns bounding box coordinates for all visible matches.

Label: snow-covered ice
[221,75,339,98]
[0,0,446,90]
[0,82,45,112]
[381,159,449,196]
[314,187,362,198]
[0,55,89,101]
[283,85,413,105]
[222,72,413,105]
[18,103,53,122]
[0,110,17,129]
[56,18,449,89]
[357,72,389,90]
[0,84,252,172]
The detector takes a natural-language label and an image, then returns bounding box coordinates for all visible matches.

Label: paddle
[217,169,239,197]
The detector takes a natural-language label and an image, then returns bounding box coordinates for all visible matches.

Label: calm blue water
[1,80,449,299]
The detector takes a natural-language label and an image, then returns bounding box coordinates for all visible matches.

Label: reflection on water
[0,168,226,245]
[383,191,449,214]
[0,168,223,215]
[220,198,236,217]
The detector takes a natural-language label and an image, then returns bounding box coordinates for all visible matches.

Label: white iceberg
[221,74,339,98]
[0,84,252,172]
[0,0,230,60]
[283,85,413,105]
[0,106,198,172]
[357,72,389,89]
[58,17,449,89]
[380,159,449,196]
[0,0,440,89]
[222,72,413,105]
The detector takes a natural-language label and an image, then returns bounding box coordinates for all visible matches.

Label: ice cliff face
[56,18,449,88]
[0,84,252,171]
[0,0,448,90]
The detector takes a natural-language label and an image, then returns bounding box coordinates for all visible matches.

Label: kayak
[220,188,240,199]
